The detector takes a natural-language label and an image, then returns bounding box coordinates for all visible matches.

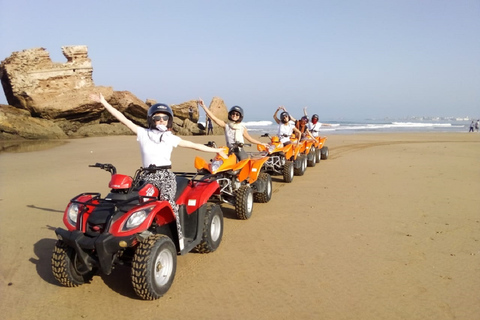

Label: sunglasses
[230,112,241,117]
[153,115,169,121]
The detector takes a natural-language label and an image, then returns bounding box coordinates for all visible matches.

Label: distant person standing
[206,116,213,135]
[475,120,479,132]
[469,121,475,132]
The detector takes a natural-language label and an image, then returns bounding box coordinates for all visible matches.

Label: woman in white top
[273,106,302,145]
[90,93,226,242]
[303,107,332,137]
[198,99,267,160]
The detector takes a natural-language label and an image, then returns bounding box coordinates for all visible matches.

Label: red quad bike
[52,163,224,300]
[194,141,272,220]
[257,133,307,182]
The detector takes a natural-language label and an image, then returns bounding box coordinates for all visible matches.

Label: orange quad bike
[296,137,315,168]
[194,141,272,220]
[257,133,306,182]
[312,136,329,163]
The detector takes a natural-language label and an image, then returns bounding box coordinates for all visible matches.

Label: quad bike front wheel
[321,146,329,160]
[195,203,224,253]
[131,234,177,300]
[235,185,254,220]
[315,148,321,163]
[283,160,294,183]
[51,240,95,287]
[294,154,307,176]
[307,147,317,167]
[253,172,272,203]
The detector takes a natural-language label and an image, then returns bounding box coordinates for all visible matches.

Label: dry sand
[0,132,479,320]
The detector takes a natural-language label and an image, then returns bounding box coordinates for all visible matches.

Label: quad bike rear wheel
[294,154,307,176]
[51,240,95,287]
[195,203,224,253]
[131,234,177,300]
[307,147,316,167]
[315,148,321,163]
[235,185,254,220]
[283,160,294,183]
[321,146,329,160]
[253,172,272,203]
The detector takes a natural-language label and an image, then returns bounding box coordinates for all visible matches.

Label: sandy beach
[0,132,479,320]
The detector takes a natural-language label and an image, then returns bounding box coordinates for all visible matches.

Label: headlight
[67,203,79,226]
[268,145,276,153]
[211,159,224,172]
[124,207,153,230]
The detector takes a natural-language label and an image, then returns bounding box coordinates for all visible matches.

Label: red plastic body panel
[109,174,133,189]
[176,180,220,214]
[109,201,175,237]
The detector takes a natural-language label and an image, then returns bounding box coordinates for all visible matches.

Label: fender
[247,157,268,183]
[283,144,294,159]
[257,144,267,152]
[293,143,303,160]
[234,158,251,182]
[232,158,249,171]
[216,153,237,173]
[194,156,210,172]
[177,180,220,214]
[110,201,175,237]
[316,137,327,149]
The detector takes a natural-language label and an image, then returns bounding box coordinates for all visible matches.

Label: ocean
[239,118,475,135]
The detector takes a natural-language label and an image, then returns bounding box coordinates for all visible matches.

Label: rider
[273,106,302,146]
[198,98,267,161]
[295,116,315,140]
[303,107,332,137]
[90,93,227,248]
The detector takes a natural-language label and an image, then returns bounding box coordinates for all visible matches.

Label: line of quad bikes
[51,133,329,300]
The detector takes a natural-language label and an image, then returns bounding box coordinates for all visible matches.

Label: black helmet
[280,111,290,123]
[312,114,319,120]
[301,116,309,123]
[228,105,244,123]
[147,103,173,129]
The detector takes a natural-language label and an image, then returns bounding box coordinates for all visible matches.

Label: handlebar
[89,163,117,175]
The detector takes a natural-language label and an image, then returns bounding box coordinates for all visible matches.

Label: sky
[0,0,479,121]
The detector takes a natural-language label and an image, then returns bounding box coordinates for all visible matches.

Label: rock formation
[0,46,230,140]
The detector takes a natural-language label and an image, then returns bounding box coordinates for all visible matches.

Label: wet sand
[0,132,479,320]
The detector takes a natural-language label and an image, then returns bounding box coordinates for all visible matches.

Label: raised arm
[303,107,308,117]
[90,93,138,134]
[273,106,284,124]
[292,126,302,138]
[197,98,226,128]
[243,129,268,147]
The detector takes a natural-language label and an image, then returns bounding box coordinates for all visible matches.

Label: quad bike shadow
[194,141,273,221]
[30,237,61,285]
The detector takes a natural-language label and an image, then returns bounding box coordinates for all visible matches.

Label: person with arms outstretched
[198,98,267,160]
[273,106,302,146]
[303,107,332,137]
[90,93,226,247]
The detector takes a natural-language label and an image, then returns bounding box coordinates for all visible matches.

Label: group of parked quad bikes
[51,133,329,300]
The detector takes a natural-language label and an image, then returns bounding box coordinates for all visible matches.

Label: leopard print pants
[141,170,183,240]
